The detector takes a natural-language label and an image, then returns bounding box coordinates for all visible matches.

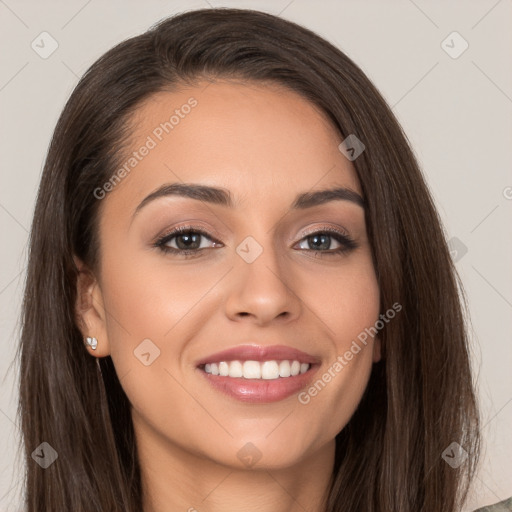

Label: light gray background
[1,1,511,510]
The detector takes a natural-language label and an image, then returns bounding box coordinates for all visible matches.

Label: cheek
[304,253,380,348]
[100,246,222,341]
[297,255,380,428]
[97,247,224,432]
[97,241,230,401]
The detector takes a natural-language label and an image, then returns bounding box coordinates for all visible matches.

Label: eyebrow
[132,182,365,219]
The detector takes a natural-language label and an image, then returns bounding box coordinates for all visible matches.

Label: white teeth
[279,360,291,377]
[228,360,243,378]
[218,361,229,376]
[243,360,261,379]
[203,360,311,380]
[261,361,279,380]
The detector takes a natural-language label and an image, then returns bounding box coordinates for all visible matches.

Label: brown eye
[155,226,222,256]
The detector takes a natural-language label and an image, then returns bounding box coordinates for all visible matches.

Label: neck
[137,423,335,512]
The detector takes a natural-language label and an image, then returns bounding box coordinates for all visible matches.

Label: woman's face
[79,80,381,470]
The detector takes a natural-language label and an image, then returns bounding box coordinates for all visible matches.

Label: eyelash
[153,224,358,259]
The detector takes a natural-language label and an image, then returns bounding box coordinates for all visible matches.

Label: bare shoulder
[474,497,512,512]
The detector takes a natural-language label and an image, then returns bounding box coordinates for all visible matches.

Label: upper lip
[195,344,321,367]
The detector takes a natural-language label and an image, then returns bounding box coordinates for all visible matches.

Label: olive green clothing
[474,497,512,512]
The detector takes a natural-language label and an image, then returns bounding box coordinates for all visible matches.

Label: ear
[74,256,111,357]
[372,336,382,363]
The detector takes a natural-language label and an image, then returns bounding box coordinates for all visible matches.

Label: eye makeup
[152,223,358,259]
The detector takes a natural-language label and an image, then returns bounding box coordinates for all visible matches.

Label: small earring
[85,336,98,350]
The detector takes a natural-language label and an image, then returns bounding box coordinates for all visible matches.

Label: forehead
[105,80,361,213]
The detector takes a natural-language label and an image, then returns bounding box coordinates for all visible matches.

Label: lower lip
[197,365,319,403]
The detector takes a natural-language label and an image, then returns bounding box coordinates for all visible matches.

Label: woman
[17,7,488,511]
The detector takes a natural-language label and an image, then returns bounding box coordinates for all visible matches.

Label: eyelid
[154,223,223,245]
[295,224,351,241]
[154,223,350,245]
[155,223,351,246]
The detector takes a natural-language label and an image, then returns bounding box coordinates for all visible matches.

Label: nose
[223,239,302,326]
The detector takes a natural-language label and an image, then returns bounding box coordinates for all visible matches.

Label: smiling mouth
[199,359,312,380]
[197,359,319,404]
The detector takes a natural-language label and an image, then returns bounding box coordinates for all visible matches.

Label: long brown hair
[17,8,480,511]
